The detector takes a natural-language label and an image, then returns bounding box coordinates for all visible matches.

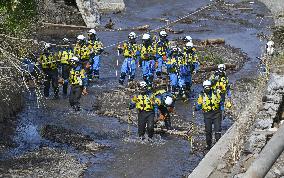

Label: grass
[0,0,37,36]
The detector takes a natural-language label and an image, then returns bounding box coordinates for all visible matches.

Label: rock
[254,118,273,130]
[274,168,281,176]
[242,154,254,170]
[76,0,100,27]
[263,103,279,111]
[233,173,244,178]
[247,133,267,153]
[216,163,226,170]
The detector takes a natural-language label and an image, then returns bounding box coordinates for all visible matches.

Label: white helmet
[159,30,167,37]
[139,81,147,88]
[77,35,85,40]
[164,96,173,106]
[128,32,136,39]
[88,29,96,35]
[186,42,194,48]
[142,33,150,40]
[44,43,51,49]
[267,40,274,47]
[184,35,192,42]
[70,56,79,62]
[218,64,226,71]
[171,45,178,51]
[63,38,69,43]
[203,80,211,87]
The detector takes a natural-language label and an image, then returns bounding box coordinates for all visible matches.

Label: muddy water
[0,0,274,177]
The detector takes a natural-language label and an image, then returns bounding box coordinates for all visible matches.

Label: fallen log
[237,7,253,10]
[42,22,89,29]
[132,24,150,31]
[201,38,225,46]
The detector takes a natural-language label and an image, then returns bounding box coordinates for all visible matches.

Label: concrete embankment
[189,0,284,177]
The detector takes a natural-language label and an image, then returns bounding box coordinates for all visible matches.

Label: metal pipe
[243,123,284,178]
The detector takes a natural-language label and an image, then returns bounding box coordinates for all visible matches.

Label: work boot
[119,79,124,85]
[94,70,99,79]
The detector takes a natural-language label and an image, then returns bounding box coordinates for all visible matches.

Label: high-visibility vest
[88,40,103,55]
[156,39,169,56]
[140,45,155,60]
[131,94,155,111]
[74,44,90,61]
[39,52,57,69]
[69,68,86,86]
[58,49,74,65]
[197,91,221,112]
[211,75,229,94]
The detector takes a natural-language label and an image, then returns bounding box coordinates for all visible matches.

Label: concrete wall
[76,0,125,27]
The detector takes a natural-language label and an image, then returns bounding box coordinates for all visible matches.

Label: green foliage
[197,48,224,65]
[0,0,37,36]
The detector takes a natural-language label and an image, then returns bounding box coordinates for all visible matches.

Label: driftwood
[154,128,189,137]
[237,8,253,10]
[42,22,149,32]
[201,38,225,46]
[132,24,150,31]
[166,27,184,34]
[42,22,90,29]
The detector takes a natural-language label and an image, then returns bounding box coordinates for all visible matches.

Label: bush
[0,0,37,36]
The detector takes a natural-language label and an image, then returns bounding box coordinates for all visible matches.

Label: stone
[242,154,255,170]
[254,118,273,130]
[216,163,226,170]
[263,103,279,111]
[76,0,100,27]
[247,133,267,153]
[233,173,244,178]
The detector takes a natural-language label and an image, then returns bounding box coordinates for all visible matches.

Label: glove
[82,88,88,96]
[225,102,232,109]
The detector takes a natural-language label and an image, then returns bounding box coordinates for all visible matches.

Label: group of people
[37,29,103,111]
[118,31,199,99]
[25,28,232,149]
[129,63,232,149]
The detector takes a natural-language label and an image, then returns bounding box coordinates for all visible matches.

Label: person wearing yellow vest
[166,45,182,94]
[117,32,140,85]
[209,64,232,109]
[179,42,199,98]
[129,81,158,139]
[87,29,104,79]
[39,43,59,99]
[155,30,170,78]
[68,57,88,111]
[196,80,223,150]
[58,38,74,96]
[140,33,156,87]
[74,35,90,69]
